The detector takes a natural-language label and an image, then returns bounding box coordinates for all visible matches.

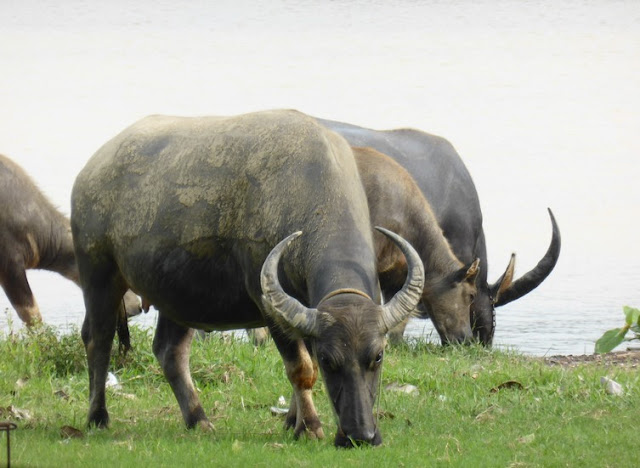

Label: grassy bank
[1,323,638,467]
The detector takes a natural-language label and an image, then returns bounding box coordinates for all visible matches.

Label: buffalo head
[260,227,424,447]
[421,258,480,345]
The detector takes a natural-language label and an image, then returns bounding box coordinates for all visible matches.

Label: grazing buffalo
[316,118,561,345]
[354,146,479,344]
[249,145,480,346]
[0,154,141,327]
[71,110,424,447]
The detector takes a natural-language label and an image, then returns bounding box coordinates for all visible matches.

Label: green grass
[1,324,638,467]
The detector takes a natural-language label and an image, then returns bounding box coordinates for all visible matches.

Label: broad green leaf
[595,327,628,354]
[623,306,640,326]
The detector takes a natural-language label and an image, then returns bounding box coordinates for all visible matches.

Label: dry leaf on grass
[490,380,524,393]
[60,425,84,439]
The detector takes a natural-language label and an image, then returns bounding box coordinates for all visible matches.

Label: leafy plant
[595,306,640,354]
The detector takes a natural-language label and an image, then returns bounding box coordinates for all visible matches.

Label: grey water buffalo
[249,145,480,346]
[71,110,424,447]
[0,154,141,327]
[316,118,561,345]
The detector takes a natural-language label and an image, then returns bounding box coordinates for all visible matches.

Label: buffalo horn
[376,226,425,333]
[260,231,321,337]
[493,208,561,307]
[489,253,515,304]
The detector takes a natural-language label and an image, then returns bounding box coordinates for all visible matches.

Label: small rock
[385,383,419,396]
[601,376,623,395]
[0,405,31,421]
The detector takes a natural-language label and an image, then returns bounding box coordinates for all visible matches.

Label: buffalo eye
[318,352,339,372]
[366,350,384,370]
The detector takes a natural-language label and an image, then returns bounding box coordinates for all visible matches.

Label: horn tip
[285,231,303,243]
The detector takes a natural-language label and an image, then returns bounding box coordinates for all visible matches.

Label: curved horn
[260,231,321,337]
[376,226,425,333]
[493,208,561,307]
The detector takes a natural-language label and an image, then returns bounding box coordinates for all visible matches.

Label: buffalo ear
[450,258,480,285]
[465,258,480,283]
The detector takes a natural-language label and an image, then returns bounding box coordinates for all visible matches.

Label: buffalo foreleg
[271,333,324,440]
[0,266,42,327]
[152,315,212,430]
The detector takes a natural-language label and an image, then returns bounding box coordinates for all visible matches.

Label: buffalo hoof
[197,420,214,432]
[292,418,324,440]
[185,406,210,430]
[88,409,109,429]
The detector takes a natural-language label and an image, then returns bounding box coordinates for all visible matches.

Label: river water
[1,0,639,356]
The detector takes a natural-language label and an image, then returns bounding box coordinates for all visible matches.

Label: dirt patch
[543,348,640,369]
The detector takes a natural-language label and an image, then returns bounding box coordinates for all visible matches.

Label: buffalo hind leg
[152,315,212,430]
[0,267,42,327]
[82,280,122,428]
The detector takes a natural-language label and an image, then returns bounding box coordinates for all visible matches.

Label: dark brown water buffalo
[71,110,424,447]
[354,146,480,344]
[316,118,561,345]
[0,154,141,327]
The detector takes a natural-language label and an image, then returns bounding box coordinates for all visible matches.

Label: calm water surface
[1,0,639,356]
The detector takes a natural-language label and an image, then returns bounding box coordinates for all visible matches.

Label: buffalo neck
[304,228,379,308]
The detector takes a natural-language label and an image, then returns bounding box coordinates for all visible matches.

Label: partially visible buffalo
[354,146,480,344]
[316,118,561,345]
[0,154,141,327]
[71,110,424,447]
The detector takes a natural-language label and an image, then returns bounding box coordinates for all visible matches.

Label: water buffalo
[71,110,424,447]
[353,146,480,344]
[249,145,481,346]
[316,118,561,345]
[0,154,141,327]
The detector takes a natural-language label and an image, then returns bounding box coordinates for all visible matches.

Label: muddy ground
[543,348,640,369]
